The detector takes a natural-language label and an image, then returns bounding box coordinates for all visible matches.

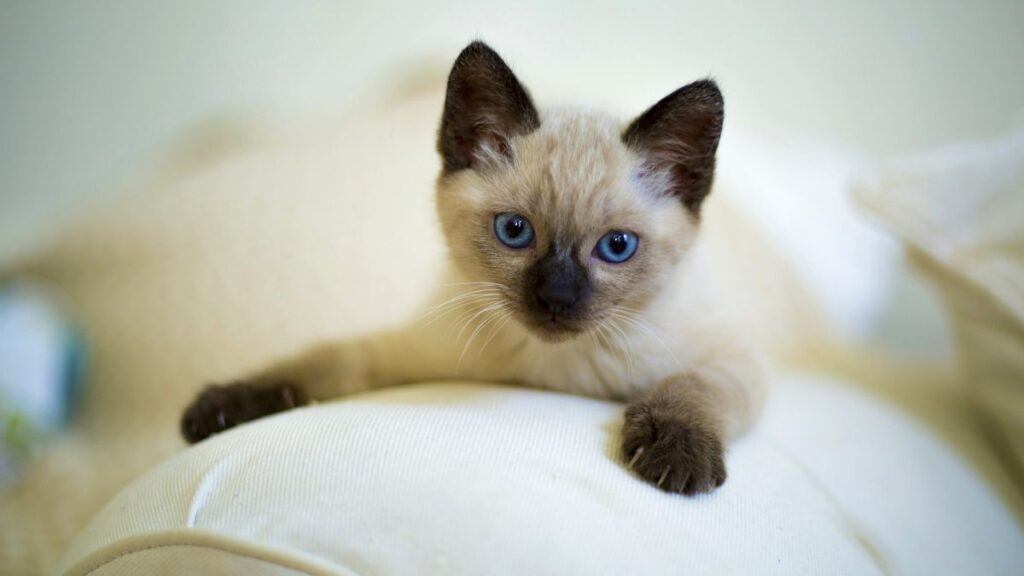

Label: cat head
[436,41,723,342]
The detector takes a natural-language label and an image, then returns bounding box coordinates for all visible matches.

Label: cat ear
[438,41,540,173]
[623,79,724,215]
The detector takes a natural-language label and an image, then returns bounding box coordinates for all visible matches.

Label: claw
[215,410,227,430]
[657,466,671,488]
[628,446,645,468]
[280,387,295,408]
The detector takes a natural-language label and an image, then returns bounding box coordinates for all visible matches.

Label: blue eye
[595,231,639,263]
[494,213,535,249]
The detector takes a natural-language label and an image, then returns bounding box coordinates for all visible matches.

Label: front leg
[180,380,309,443]
[622,369,759,495]
[181,327,433,443]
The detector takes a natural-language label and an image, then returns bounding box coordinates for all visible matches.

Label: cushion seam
[762,438,893,576]
[62,530,359,576]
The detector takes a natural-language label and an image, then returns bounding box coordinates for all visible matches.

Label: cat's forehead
[531,108,630,189]
[503,108,650,229]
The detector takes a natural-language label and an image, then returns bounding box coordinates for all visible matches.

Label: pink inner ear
[630,134,716,210]
[469,139,513,170]
[468,116,516,169]
[632,160,678,200]
[621,79,723,212]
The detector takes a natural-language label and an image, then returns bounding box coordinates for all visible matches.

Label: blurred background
[3,1,1023,261]
[1,2,1023,573]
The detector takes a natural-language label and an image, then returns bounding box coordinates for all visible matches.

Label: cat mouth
[527,313,586,341]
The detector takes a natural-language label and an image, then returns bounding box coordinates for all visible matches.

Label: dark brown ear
[438,41,540,173]
[623,79,724,215]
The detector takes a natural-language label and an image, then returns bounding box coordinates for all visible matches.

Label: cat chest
[510,344,666,400]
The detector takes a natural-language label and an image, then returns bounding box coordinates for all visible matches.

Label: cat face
[436,42,723,342]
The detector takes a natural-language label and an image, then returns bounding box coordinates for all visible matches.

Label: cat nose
[530,249,589,317]
[536,279,578,315]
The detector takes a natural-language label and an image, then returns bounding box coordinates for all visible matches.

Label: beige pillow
[854,124,1024,488]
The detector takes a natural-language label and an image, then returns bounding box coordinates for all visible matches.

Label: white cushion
[60,375,1024,576]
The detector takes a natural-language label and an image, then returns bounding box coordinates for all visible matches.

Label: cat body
[182,42,764,495]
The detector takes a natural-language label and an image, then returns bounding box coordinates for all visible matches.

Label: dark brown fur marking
[622,79,724,216]
[438,40,541,173]
[621,374,727,495]
[180,381,309,444]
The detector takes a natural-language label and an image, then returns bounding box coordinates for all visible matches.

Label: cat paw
[180,381,308,444]
[621,401,727,495]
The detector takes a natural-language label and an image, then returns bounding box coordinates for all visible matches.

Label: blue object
[0,281,85,483]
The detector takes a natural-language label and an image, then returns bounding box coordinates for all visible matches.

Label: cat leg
[180,328,432,443]
[620,362,763,495]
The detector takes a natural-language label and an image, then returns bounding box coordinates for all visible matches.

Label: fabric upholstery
[61,378,1024,575]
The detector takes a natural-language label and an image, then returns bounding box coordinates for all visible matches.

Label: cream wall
[2,0,1023,262]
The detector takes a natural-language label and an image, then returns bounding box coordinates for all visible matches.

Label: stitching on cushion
[63,530,361,576]
[763,440,893,576]
[82,544,319,576]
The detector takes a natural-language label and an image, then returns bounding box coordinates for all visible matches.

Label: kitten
[181,41,764,495]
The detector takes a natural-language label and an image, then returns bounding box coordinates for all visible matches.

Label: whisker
[439,296,504,336]
[457,303,508,372]
[454,300,505,343]
[608,308,682,372]
[410,288,502,323]
[476,309,513,359]
[593,320,616,357]
[454,295,505,340]
[413,289,504,328]
[437,281,509,289]
[605,317,635,379]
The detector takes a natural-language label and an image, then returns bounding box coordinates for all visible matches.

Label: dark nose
[536,280,578,315]
[532,251,588,316]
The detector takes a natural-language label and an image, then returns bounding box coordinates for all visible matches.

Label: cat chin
[531,330,582,344]
[523,318,587,343]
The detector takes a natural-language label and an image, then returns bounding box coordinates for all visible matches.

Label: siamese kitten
[181,41,763,495]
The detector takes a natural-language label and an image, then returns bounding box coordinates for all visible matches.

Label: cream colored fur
[255,107,764,440]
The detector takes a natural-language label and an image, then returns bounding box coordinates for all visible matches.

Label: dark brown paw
[621,401,727,495]
[180,381,308,444]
